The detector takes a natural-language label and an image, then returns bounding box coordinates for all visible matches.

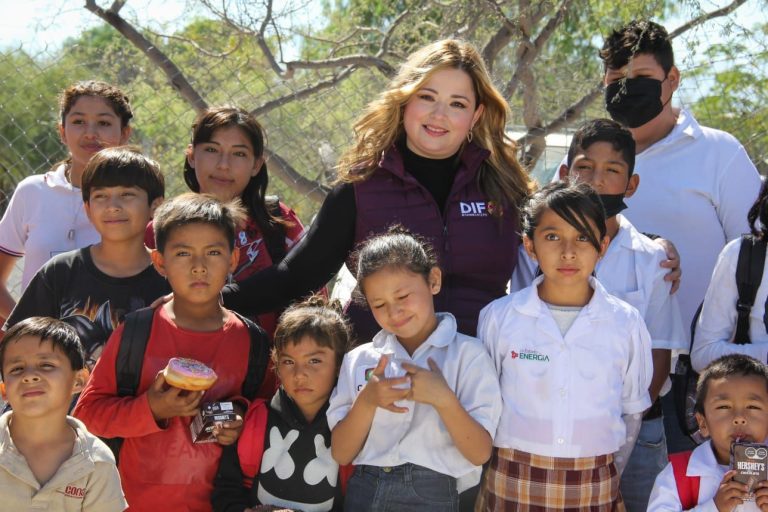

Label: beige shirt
[0,412,127,511]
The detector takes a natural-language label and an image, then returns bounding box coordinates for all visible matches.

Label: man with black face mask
[600,18,761,510]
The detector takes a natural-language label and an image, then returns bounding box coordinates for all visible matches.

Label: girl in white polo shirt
[327,227,501,512]
[476,182,653,511]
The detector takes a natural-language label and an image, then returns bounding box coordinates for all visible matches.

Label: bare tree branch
[251,66,356,118]
[284,55,394,77]
[108,0,126,14]
[668,0,750,38]
[481,1,520,69]
[255,0,286,76]
[265,149,330,203]
[502,0,575,99]
[84,0,207,111]
[144,29,243,58]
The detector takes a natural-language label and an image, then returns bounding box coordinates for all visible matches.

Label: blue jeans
[619,417,668,512]
[344,464,459,512]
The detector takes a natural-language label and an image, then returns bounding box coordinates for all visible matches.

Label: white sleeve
[614,412,642,476]
[510,246,537,293]
[644,263,687,351]
[478,302,504,378]
[647,463,684,511]
[622,310,653,415]
[691,242,768,372]
[456,345,502,437]
[326,354,356,430]
[715,144,760,243]
[0,179,32,256]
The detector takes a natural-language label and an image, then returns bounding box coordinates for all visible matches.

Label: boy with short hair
[648,354,768,510]
[512,118,687,510]
[0,316,127,510]
[600,19,760,351]
[73,193,269,511]
[6,146,169,371]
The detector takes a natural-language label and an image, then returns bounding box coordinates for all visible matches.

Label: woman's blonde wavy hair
[337,39,534,210]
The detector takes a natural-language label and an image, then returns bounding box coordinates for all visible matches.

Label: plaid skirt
[475,448,625,511]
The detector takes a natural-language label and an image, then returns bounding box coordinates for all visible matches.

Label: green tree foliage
[689,24,768,173]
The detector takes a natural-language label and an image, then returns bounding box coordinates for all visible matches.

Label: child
[0,316,126,510]
[648,354,768,510]
[146,106,306,339]
[692,179,768,372]
[212,296,351,511]
[73,193,269,511]
[477,182,653,510]
[327,227,502,511]
[0,81,133,319]
[515,119,687,511]
[6,146,168,371]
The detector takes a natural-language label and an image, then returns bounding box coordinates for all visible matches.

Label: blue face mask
[605,76,664,128]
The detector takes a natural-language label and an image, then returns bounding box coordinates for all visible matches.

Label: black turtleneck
[398,138,460,215]
[223,143,461,316]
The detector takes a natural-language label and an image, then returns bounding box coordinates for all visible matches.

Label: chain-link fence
[1,0,767,299]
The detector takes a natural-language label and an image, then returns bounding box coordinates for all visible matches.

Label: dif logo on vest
[460,201,488,217]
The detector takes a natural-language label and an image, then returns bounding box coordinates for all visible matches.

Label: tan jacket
[0,412,127,511]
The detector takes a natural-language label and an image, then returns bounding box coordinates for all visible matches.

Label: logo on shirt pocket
[510,348,550,362]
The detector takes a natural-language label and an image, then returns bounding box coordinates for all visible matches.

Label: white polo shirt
[0,165,99,290]
[622,109,760,343]
[692,237,768,372]
[512,215,686,354]
[648,440,760,511]
[479,276,652,458]
[327,312,501,481]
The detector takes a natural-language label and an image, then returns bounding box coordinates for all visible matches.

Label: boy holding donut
[74,193,269,511]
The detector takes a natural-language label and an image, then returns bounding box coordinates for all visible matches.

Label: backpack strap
[734,235,767,344]
[237,399,269,489]
[116,306,155,397]
[670,450,700,510]
[263,195,287,264]
[104,306,155,462]
[232,312,271,400]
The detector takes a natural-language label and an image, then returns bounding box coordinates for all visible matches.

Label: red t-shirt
[73,306,252,512]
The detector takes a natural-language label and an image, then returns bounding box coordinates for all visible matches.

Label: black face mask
[605,77,664,128]
[598,193,628,217]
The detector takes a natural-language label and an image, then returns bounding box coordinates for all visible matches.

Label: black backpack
[103,307,271,461]
[671,234,767,442]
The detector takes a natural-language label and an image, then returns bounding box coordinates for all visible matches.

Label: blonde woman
[225,38,532,341]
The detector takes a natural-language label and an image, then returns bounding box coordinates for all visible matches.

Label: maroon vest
[347,142,520,340]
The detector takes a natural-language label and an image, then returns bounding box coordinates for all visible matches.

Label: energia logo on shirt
[510,349,550,362]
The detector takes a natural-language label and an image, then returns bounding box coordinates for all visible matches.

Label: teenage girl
[692,178,768,372]
[476,182,653,511]
[0,80,132,319]
[212,296,351,512]
[327,227,501,512]
[147,106,305,338]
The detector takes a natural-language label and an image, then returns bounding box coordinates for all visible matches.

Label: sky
[1,0,765,53]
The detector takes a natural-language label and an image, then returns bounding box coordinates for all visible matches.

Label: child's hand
[402,358,455,410]
[754,480,768,510]
[714,470,749,511]
[358,354,410,413]
[213,415,244,446]
[146,371,204,422]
